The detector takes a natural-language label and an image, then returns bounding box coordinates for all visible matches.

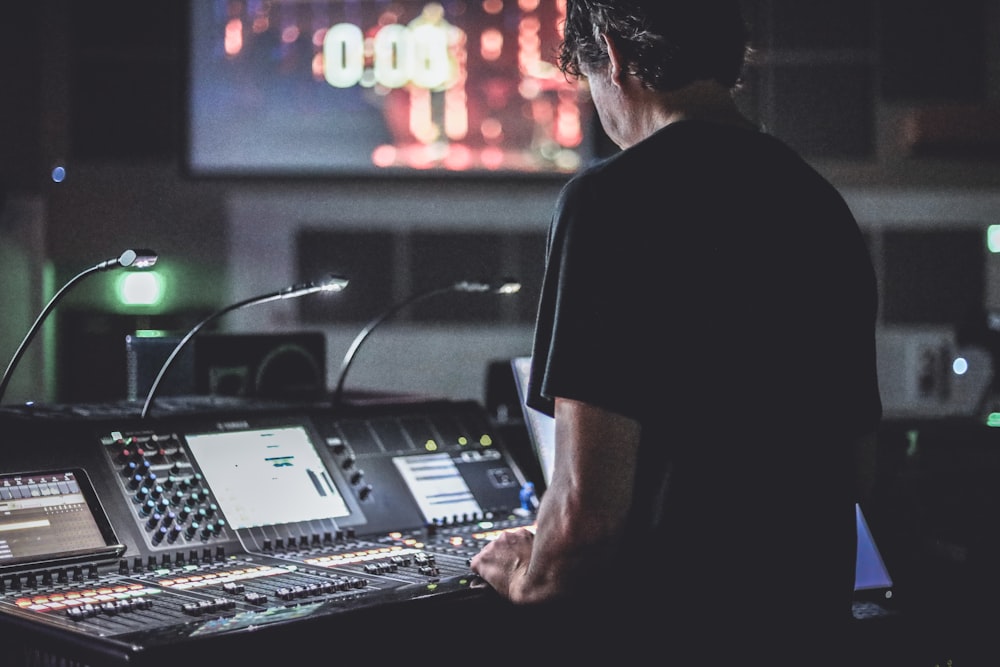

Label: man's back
[531,119,880,661]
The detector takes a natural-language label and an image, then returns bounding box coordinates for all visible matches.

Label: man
[469,1,882,664]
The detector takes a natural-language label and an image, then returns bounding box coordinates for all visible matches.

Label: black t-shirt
[526,120,882,657]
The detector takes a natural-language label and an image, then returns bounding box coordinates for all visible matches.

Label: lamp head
[118,249,159,269]
[494,278,521,295]
[318,274,350,292]
[453,278,521,294]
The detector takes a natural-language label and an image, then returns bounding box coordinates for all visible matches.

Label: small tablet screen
[0,469,124,569]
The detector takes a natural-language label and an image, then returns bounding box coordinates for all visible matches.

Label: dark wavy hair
[558,0,750,91]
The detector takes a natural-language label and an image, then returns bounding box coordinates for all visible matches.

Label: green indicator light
[135,329,171,338]
[986,413,1000,427]
[988,225,1000,254]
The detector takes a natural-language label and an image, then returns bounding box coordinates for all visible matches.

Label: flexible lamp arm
[140,275,348,419]
[332,278,521,405]
[0,249,158,405]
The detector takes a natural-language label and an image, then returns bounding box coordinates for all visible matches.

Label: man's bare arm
[470,398,640,603]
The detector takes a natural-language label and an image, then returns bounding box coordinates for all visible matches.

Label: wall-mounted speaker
[126,331,327,402]
[125,334,195,402]
[195,332,326,399]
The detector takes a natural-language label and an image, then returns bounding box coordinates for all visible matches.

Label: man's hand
[468,527,535,600]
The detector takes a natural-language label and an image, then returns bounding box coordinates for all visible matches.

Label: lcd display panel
[185,425,351,529]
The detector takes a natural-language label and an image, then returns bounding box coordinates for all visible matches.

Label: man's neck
[651,80,755,134]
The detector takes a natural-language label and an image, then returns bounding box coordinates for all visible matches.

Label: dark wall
[2,0,999,406]
[6,0,998,194]
[1,4,46,194]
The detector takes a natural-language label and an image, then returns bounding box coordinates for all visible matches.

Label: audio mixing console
[0,397,535,666]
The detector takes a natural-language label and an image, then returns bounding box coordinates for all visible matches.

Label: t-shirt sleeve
[529,175,648,421]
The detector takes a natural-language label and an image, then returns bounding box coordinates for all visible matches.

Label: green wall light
[117,270,164,307]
